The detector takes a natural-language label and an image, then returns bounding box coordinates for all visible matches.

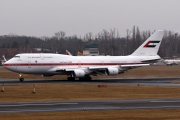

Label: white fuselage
[3,53,160,74]
[163,59,180,66]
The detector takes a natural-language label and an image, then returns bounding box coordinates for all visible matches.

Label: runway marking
[150,101,180,103]
[0,109,69,113]
[0,103,78,107]
[1,106,180,113]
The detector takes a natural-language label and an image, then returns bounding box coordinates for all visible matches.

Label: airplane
[163,59,180,66]
[66,50,72,56]
[2,30,164,81]
[1,55,7,65]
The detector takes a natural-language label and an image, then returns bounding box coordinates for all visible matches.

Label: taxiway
[0,98,180,113]
[0,78,180,87]
[1,78,180,113]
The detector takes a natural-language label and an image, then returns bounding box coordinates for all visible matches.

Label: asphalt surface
[0,98,180,113]
[0,78,180,87]
[1,78,180,113]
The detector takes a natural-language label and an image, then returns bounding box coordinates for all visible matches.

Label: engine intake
[106,68,119,75]
[73,69,86,77]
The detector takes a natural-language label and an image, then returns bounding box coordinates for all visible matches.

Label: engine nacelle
[73,69,86,78]
[106,68,119,75]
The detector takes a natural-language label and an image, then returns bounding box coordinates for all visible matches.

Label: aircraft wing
[89,64,150,75]
[61,64,150,73]
[88,64,149,70]
[49,64,150,72]
[47,64,149,76]
[120,64,150,68]
[88,65,119,70]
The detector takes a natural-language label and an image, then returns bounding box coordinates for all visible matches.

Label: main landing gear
[19,78,24,82]
[79,76,92,81]
[67,75,92,81]
[67,77,75,81]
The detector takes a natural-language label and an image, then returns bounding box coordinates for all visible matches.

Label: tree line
[0,26,179,58]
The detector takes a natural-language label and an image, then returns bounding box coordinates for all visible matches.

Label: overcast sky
[0,0,180,37]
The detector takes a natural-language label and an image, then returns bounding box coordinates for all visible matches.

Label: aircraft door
[50,61,53,68]
[78,61,81,67]
[101,61,104,65]
[16,57,22,70]
[40,53,44,60]
[28,61,31,68]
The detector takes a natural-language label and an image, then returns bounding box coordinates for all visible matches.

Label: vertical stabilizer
[66,50,72,56]
[130,30,164,56]
[1,55,7,65]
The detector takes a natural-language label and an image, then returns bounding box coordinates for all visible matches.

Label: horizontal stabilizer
[120,64,149,68]
[141,59,161,63]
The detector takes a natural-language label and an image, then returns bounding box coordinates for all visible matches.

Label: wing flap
[121,64,150,68]
[141,59,160,63]
[88,66,119,70]
[47,64,149,73]
[89,64,149,69]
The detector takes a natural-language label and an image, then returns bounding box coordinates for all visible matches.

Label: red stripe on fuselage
[3,62,144,66]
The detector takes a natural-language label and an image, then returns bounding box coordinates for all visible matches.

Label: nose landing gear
[19,74,24,82]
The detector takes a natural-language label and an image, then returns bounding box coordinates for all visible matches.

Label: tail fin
[66,50,72,56]
[1,55,7,65]
[77,50,83,55]
[130,30,164,56]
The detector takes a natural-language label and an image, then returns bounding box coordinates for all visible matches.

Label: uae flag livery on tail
[131,30,164,56]
[143,40,160,47]
[78,50,83,55]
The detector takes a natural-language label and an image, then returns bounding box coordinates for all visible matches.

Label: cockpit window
[13,56,20,58]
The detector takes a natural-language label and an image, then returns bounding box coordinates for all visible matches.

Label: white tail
[130,30,164,56]
[1,55,7,65]
[66,50,72,56]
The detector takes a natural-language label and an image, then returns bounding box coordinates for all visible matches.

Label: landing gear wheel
[19,78,24,82]
[79,77,84,81]
[85,77,92,81]
[79,76,92,81]
[67,77,75,81]
[88,77,92,81]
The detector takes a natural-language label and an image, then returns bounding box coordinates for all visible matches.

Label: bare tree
[83,32,93,41]
[54,31,66,40]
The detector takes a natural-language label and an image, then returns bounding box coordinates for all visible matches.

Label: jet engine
[106,68,119,75]
[73,69,86,77]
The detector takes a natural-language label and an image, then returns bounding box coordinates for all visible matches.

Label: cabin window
[13,56,20,58]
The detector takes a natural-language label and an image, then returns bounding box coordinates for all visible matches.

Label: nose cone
[2,60,7,67]
[2,59,17,72]
[2,60,10,69]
